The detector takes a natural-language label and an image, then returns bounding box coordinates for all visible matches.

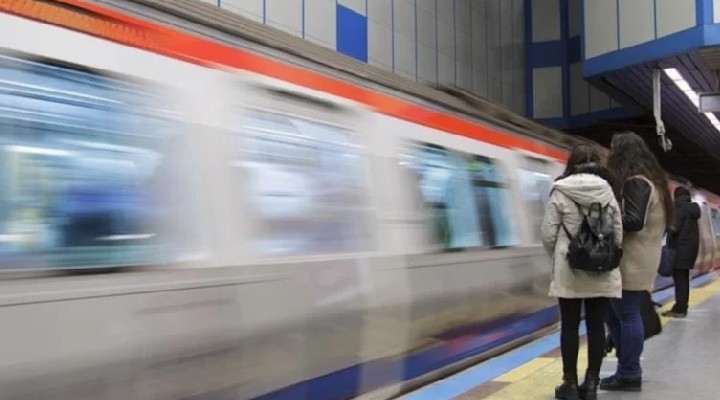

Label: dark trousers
[559,298,608,376]
[605,290,644,379]
[672,269,690,313]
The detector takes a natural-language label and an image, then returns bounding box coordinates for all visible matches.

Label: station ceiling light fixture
[663,68,720,130]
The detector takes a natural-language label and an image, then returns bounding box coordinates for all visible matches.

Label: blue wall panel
[336,4,368,62]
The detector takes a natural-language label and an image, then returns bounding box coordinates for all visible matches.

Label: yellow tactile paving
[479,277,720,400]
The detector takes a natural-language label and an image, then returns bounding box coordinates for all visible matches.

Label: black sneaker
[599,375,642,392]
[662,310,687,318]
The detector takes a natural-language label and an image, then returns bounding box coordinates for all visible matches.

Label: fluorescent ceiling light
[663,68,720,132]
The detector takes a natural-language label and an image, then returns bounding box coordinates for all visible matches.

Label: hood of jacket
[674,186,701,219]
[553,172,616,206]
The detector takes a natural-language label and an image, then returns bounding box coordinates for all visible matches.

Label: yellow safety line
[478,276,720,400]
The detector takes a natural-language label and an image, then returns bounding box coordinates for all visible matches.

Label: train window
[467,156,516,247]
[238,110,371,256]
[402,143,482,249]
[519,166,553,243]
[0,55,192,269]
[712,209,720,237]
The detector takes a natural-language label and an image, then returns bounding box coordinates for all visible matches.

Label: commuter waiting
[663,186,701,318]
[602,132,673,392]
[541,144,623,400]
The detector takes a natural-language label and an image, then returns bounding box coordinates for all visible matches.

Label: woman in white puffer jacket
[541,144,623,400]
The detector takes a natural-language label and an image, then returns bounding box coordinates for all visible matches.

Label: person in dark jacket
[663,186,701,318]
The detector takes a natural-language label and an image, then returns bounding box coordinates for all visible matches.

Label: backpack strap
[561,200,585,239]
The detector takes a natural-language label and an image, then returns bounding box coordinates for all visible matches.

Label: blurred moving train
[1,1,720,400]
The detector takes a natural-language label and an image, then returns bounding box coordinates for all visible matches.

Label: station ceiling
[576,51,720,194]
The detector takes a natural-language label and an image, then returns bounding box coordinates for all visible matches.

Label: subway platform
[400,273,720,400]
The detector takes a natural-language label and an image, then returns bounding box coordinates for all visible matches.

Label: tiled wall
[197,0,526,114]
[584,0,697,60]
[528,0,624,128]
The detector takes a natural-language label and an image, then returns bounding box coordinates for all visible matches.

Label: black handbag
[658,246,676,277]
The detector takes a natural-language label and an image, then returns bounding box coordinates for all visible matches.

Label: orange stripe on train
[3,0,568,161]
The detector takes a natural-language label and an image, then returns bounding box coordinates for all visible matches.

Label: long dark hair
[607,132,674,229]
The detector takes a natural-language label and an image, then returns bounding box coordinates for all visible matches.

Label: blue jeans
[605,290,644,379]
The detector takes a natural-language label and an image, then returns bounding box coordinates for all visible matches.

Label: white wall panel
[368,0,392,27]
[437,0,456,85]
[417,1,437,48]
[305,0,336,48]
[589,85,611,112]
[394,0,416,37]
[417,0,437,83]
[456,0,472,34]
[220,0,263,23]
[458,63,472,90]
[418,44,438,83]
[619,0,654,48]
[489,76,502,104]
[338,0,367,15]
[715,0,720,23]
[512,0,525,113]
[394,33,417,80]
[472,1,488,97]
[656,0,695,38]
[393,0,417,79]
[438,53,455,85]
[266,0,303,36]
[456,30,472,69]
[500,0,513,106]
[584,0,619,58]
[569,63,589,115]
[369,20,393,69]
[533,67,563,118]
[487,0,502,103]
[456,0,473,90]
[531,0,560,42]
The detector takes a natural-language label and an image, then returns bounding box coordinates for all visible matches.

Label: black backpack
[561,200,622,273]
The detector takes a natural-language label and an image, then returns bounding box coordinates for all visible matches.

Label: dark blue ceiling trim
[524,0,533,117]
[528,41,564,68]
[568,36,582,64]
[560,0,570,120]
[538,106,638,130]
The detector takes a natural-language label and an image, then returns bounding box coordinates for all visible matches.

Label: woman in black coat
[663,186,700,318]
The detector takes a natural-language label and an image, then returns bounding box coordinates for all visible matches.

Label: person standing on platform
[602,132,673,392]
[663,186,700,318]
[541,144,623,400]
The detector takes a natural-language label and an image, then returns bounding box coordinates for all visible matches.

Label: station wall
[196,0,526,114]
[583,0,697,60]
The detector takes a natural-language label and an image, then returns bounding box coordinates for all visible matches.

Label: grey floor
[599,293,720,399]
